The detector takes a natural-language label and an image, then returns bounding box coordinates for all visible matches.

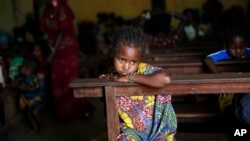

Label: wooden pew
[151,59,250,124]
[143,46,222,62]
[143,52,208,62]
[147,45,221,54]
[152,60,250,74]
[70,73,250,141]
[78,45,222,76]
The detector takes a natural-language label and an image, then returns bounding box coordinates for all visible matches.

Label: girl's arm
[204,57,220,73]
[106,70,171,88]
[19,85,38,92]
[129,71,171,88]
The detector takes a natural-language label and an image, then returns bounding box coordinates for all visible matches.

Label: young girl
[99,27,177,141]
[18,58,45,133]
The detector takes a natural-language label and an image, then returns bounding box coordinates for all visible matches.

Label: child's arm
[19,85,38,92]
[204,57,220,73]
[19,77,40,92]
[100,70,171,88]
[127,71,171,88]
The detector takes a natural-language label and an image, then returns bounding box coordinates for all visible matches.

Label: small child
[204,28,250,73]
[99,27,176,141]
[204,26,250,138]
[18,58,45,133]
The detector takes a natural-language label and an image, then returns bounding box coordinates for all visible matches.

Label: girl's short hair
[111,26,148,56]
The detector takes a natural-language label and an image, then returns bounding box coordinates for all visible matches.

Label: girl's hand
[99,73,118,80]
[114,75,127,82]
[99,74,127,82]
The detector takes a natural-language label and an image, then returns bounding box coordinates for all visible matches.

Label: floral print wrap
[117,63,177,141]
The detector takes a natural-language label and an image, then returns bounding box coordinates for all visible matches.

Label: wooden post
[105,86,119,141]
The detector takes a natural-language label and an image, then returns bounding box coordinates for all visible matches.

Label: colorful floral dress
[117,63,177,141]
[19,75,44,111]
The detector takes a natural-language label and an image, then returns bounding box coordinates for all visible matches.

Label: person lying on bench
[204,26,250,136]
[99,27,177,141]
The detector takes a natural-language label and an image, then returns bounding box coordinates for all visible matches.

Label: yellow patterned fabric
[218,93,234,112]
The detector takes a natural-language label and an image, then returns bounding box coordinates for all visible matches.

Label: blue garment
[207,48,250,62]
[233,94,250,124]
[0,31,9,45]
[20,75,45,111]
[208,48,250,124]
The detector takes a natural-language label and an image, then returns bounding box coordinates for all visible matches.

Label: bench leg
[105,86,119,141]
[3,94,17,124]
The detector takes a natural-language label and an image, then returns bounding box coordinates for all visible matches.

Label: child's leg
[27,110,38,133]
[32,108,41,131]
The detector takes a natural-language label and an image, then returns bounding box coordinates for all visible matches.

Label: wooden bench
[173,102,221,123]
[79,45,222,76]
[143,46,222,62]
[1,87,19,125]
[152,60,250,74]
[70,73,250,141]
[147,45,221,54]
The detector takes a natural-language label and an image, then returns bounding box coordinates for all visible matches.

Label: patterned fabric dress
[117,63,177,141]
[19,75,44,111]
[40,1,93,121]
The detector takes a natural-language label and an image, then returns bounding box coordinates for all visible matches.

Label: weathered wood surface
[152,60,250,74]
[71,73,250,97]
[70,73,250,141]
[143,46,222,62]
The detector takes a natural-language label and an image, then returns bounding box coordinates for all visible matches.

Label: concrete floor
[1,98,108,141]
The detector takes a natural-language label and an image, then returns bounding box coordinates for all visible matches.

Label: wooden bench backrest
[151,60,250,74]
[143,46,223,62]
[70,73,250,141]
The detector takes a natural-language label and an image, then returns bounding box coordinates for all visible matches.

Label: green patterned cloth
[9,56,24,81]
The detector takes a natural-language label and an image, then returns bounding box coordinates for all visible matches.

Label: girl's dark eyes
[131,61,137,65]
[118,58,137,65]
[119,58,125,62]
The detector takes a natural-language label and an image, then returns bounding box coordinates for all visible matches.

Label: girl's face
[114,45,141,76]
[227,36,248,59]
[21,66,32,77]
[33,45,41,57]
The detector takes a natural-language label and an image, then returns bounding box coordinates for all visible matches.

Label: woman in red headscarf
[40,0,94,122]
